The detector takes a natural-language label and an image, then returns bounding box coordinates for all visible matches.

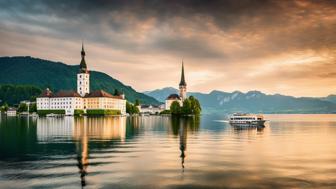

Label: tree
[160,109,171,115]
[170,101,181,115]
[126,101,139,114]
[30,96,37,102]
[3,102,8,112]
[126,101,131,114]
[135,99,140,106]
[29,103,37,113]
[188,96,201,115]
[193,105,201,115]
[132,105,140,114]
[114,89,120,96]
[182,99,192,115]
[17,103,28,112]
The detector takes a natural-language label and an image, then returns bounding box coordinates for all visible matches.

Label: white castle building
[165,62,187,110]
[36,43,126,115]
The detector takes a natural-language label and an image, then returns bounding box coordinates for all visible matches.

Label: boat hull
[229,120,265,127]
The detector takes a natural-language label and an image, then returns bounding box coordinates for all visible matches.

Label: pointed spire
[79,41,87,73]
[81,41,85,56]
[179,60,187,86]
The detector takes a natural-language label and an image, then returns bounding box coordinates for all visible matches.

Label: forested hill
[0,56,159,105]
[0,85,42,105]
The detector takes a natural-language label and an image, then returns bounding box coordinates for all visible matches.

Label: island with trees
[162,96,201,116]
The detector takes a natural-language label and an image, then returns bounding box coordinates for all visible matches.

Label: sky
[0,0,336,97]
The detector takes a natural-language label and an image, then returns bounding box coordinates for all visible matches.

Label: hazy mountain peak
[145,87,336,113]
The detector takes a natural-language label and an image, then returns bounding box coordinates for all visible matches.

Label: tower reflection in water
[170,116,200,171]
[37,116,127,187]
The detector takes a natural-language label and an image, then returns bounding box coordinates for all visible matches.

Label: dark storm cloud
[1,0,335,59]
[1,0,336,57]
[151,36,225,58]
[1,0,336,96]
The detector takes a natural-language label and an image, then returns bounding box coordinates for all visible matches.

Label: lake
[1,114,336,189]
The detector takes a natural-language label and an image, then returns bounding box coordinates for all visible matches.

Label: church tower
[179,61,187,101]
[77,43,90,97]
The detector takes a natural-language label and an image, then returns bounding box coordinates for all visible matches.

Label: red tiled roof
[39,88,53,97]
[85,90,123,99]
[53,90,81,97]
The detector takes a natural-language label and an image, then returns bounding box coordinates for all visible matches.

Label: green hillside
[0,56,159,105]
[0,84,42,105]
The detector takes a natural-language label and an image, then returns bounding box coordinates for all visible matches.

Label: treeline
[0,84,42,106]
[126,99,140,114]
[170,96,201,115]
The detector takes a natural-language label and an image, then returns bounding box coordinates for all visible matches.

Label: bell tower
[179,61,187,101]
[77,42,90,97]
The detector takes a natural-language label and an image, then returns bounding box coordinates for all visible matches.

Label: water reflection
[75,117,126,187]
[37,116,128,187]
[170,116,200,171]
[2,115,336,188]
[36,117,127,141]
[231,125,265,138]
[73,118,89,188]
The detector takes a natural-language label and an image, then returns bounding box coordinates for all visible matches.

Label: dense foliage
[86,109,121,115]
[13,102,37,113]
[159,109,171,115]
[126,101,140,114]
[170,96,201,116]
[134,99,140,106]
[37,109,65,116]
[0,84,42,106]
[74,109,84,116]
[170,101,181,115]
[17,103,27,112]
[0,103,9,112]
[0,56,159,105]
[30,103,37,112]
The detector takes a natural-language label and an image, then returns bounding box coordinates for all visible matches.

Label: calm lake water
[1,114,336,189]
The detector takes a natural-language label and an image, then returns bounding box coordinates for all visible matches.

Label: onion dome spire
[79,42,88,73]
[179,60,187,86]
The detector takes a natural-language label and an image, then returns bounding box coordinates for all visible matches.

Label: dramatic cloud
[0,0,336,96]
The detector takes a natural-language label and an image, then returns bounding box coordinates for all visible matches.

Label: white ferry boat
[229,113,266,127]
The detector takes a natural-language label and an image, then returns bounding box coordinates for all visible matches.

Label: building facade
[37,43,126,115]
[84,90,126,114]
[165,62,187,110]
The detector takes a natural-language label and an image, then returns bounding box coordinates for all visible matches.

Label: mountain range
[2,56,336,113]
[0,56,159,105]
[145,87,336,114]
